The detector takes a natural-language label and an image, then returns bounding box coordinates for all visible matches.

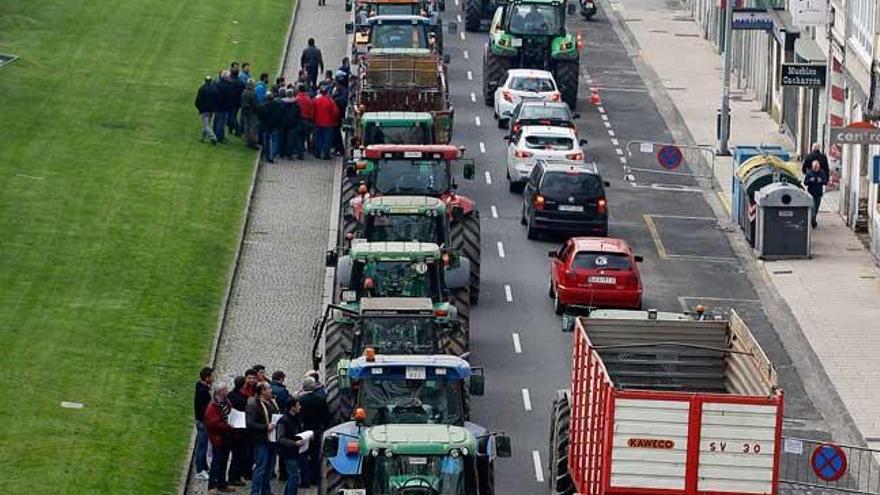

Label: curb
[177,0,302,492]
[598,0,869,447]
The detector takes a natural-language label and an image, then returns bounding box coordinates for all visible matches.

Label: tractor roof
[367,47,434,56]
[364,144,462,160]
[361,425,477,455]
[361,111,433,124]
[348,354,472,379]
[360,296,435,313]
[509,0,566,5]
[363,195,446,213]
[349,240,441,259]
[368,14,431,23]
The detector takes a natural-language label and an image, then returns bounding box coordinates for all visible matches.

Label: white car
[506,125,587,192]
[493,69,561,129]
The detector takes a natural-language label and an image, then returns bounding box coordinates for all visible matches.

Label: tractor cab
[357,297,457,356]
[349,145,475,198]
[496,0,575,67]
[358,196,449,245]
[348,15,447,57]
[357,112,436,149]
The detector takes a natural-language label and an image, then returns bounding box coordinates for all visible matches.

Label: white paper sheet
[228,409,246,429]
[297,430,315,454]
[268,414,283,442]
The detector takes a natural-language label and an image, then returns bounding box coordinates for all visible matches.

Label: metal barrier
[780,436,880,494]
[625,140,717,188]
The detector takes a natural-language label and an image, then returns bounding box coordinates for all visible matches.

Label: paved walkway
[186,0,349,493]
[608,0,880,449]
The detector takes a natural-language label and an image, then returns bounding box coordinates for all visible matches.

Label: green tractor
[348,111,452,161]
[482,0,580,109]
[464,0,498,31]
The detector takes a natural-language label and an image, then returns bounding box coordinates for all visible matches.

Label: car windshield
[375,3,421,15]
[366,213,444,243]
[509,76,555,92]
[364,124,431,146]
[573,252,632,270]
[508,4,562,35]
[370,455,466,495]
[372,23,428,49]
[541,171,603,196]
[361,378,464,425]
[360,260,439,298]
[524,135,573,150]
[375,159,450,194]
[361,316,437,354]
[518,105,570,122]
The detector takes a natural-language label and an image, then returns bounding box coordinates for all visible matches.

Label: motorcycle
[578,0,597,19]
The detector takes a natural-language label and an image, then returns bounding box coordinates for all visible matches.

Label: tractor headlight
[371,448,381,457]
[461,447,469,456]
[342,290,357,302]
[449,449,460,458]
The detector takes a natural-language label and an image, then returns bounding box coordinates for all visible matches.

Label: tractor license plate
[558,205,584,212]
[511,38,522,47]
[588,276,616,284]
[406,366,427,380]
[342,490,366,495]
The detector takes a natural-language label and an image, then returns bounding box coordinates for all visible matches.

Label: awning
[795,37,826,63]
[769,9,800,50]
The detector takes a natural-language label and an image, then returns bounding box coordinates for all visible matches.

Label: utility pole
[718,0,734,156]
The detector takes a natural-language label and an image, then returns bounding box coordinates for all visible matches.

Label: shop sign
[732,9,774,30]
[781,64,827,87]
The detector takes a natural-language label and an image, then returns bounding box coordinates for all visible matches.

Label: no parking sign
[811,443,847,482]
[656,145,683,170]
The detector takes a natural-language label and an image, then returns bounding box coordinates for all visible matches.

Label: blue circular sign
[656,145,684,170]
[811,444,847,482]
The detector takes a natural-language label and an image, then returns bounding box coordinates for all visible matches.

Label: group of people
[193,365,330,495]
[194,39,351,161]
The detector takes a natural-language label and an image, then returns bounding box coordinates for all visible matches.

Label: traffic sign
[811,443,847,482]
[656,145,683,170]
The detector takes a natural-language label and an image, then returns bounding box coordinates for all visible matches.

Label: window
[519,105,571,121]
[524,135,574,150]
[540,172,604,196]
[509,76,556,92]
[572,252,632,270]
[848,0,876,62]
[507,4,563,35]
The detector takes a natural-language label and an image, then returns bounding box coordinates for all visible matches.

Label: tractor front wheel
[464,0,482,31]
[323,320,353,380]
[549,390,575,495]
[553,61,580,111]
[483,50,511,106]
[320,460,357,495]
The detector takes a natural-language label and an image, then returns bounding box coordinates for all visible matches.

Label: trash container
[754,182,813,259]
[730,147,790,223]
[738,157,801,245]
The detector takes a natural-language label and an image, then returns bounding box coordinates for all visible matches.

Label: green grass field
[0,1,292,492]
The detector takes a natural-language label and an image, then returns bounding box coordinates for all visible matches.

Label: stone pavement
[606,0,880,453]
[185,0,349,493]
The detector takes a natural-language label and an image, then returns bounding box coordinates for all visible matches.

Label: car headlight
[342,290,357,302]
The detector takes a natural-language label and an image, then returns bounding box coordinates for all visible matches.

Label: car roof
[507,69,554,78]
[517,101,570,111]
[569,237,632,254]
[521,125,576,137]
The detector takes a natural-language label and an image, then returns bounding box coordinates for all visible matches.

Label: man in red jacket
[295,85,316,156]
[313,87,339,160]
[205,382,235,493]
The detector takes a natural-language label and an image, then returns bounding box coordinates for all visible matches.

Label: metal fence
[625,140,717,188]
[780,436,880,494]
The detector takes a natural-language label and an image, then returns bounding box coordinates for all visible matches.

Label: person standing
[214,71,235,143]
[247,383,279,495]
[241,80,260,148]
[227,376,251,486]
[313,88,339,160]
[239,62,252,85]
[297,376,329,488]
[804,160,828,228]
[300,39,324,89]
[276,398,305,495]
[229,70,246,137]
[195,76,219,144]
[280,89,303,159]
[332,74,349,156]
[205,381,234,494]
[294,85,315,156]
[193,367,214,480]
[272,77,287,97]
[255,73,269,105]
[259,93,282,163]
[802,142,830,177]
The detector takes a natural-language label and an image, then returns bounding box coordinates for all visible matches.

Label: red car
[548,237,643,314]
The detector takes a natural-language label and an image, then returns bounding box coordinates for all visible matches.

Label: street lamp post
[718,0,734,156]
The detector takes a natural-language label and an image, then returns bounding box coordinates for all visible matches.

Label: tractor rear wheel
[549,390,575,495]
[451,211,481,305]
[325,373,353,425]
[439,325,468,357]
[451,285,470,352]
[324,320,353,380]
[320,459,356,495]
[553,61,580,111]
[483,50,511,106]
[464,0,482,31]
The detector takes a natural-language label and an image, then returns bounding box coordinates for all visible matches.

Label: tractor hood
[361,424,477,455]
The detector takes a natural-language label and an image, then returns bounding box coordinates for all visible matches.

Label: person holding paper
[277,397,306,495]
[247,382,279,495]
[204,381,234,493]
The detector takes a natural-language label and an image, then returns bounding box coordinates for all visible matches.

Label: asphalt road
[438,2,832,493]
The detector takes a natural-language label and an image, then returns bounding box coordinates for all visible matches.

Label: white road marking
[607,129,615,137]
[610,138,619,146]
[457,14,462,22]
[455,0,459,5]
[475,116,481,126]
[600,114,609,121]
[485,171,492,184]
[532,451,545,482]
[625,174,636,181]
[597,106,605,113]
[615,148,624,156]
[460,31,466,40]
[490,205,498,218]
[470,92,476,103]
[479,142,486,153]
[504,284,513,302]
[522,388,532,411]
[467,70,473,80]
[463,50,469,59]
[619,156,627,164]
[603,121,611,128]
[512,332,522,353]
[497,241,506,258]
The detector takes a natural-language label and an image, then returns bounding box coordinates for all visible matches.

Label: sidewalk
[607,0,880,447]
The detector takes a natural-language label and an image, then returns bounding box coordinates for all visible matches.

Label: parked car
[547,236,643,314]
[507,100,579,137]
[506,127,587,192]
[493,69,560,128]
[521,160,609,238]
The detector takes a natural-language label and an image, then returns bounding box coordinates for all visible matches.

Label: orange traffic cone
[590,87,600,105]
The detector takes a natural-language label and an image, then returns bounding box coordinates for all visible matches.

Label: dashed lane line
[522,388,532,411]
[479,142,486,153]
[497,241,505,258]
[532,451,544,482]
[467,70,473,80]
[460,31,465,40]
[597,106,605,113]
[610,138,619,146]
[475,116,481,127]
[484,171,492,184]
[470,92,476,103]
[490,205,498,218]
[607,129,615,137]
[457,14,462,22]
[603,121,611,128]
[504,284,513,302]
[615,148,624,156]
[512,332,522,353]
[619,156,627,164]
[600,114,609,121]
[463,50,469,59]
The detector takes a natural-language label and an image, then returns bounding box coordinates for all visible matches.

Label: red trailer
[549,309,783,495]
